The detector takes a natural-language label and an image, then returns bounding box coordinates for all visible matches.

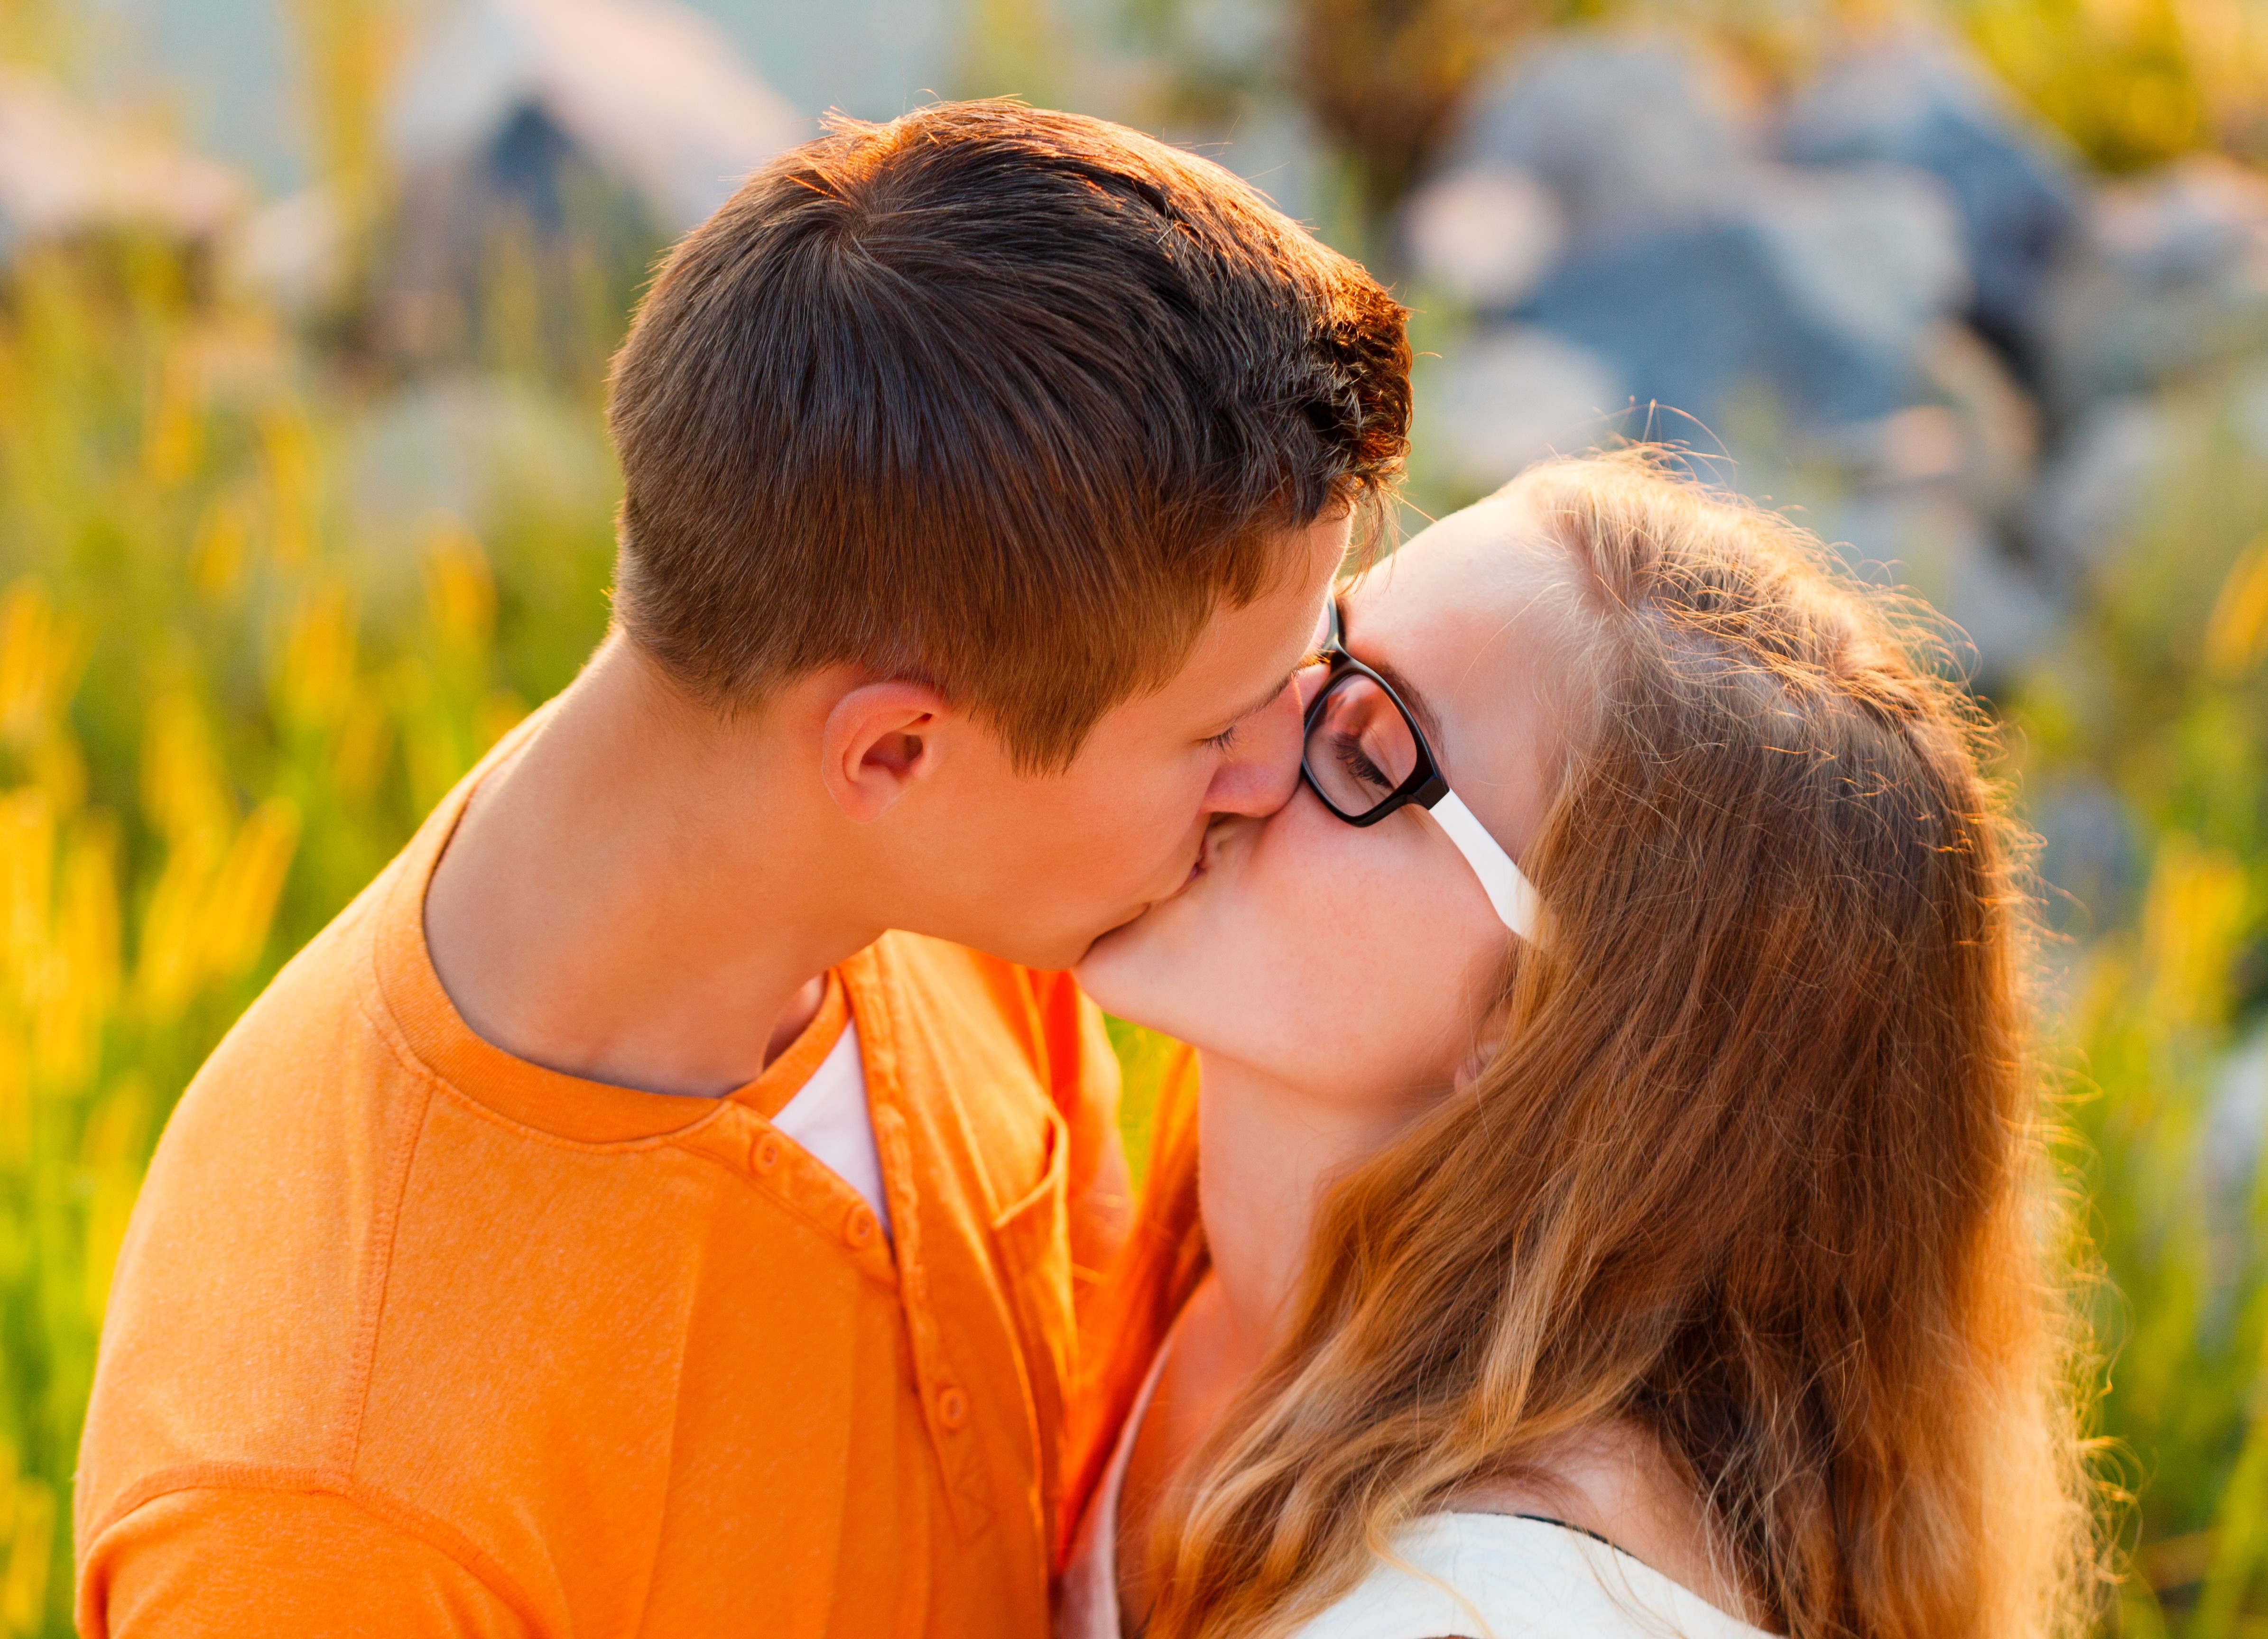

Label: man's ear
[820,681,953,822]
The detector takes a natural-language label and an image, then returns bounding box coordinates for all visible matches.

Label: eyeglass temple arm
[1428,791,1543,943]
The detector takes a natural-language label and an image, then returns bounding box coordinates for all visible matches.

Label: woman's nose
[1204,679,1307,820]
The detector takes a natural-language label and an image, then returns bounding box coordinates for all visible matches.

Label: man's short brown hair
[607,100,1410,770]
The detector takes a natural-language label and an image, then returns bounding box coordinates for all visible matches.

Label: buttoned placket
[851,952,1001,1545]
[670,947,1037,1555]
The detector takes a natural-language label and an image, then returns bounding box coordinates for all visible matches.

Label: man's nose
[1203,681,1307,819]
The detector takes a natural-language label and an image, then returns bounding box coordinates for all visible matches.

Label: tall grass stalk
[0,240,562,1633]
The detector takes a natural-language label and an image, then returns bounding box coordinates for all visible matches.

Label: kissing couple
[75,102,2093,1639]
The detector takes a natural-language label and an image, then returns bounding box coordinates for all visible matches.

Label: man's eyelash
[1204,724,1240,752]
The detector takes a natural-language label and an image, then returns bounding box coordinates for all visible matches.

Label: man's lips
[1101,827,1222,939]
[1087,830,1219,954]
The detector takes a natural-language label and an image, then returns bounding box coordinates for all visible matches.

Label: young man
[73,103,1409,1638]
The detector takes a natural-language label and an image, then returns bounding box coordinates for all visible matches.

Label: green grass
[2006,372,2268,1630]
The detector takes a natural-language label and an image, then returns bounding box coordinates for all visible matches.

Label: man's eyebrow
[1220,667,1300,729]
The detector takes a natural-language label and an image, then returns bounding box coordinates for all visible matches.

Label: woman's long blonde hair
[1143,452,2100,1639]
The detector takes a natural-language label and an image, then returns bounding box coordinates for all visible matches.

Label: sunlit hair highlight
[608,100,1410,772]
[1144,450,2101,1639]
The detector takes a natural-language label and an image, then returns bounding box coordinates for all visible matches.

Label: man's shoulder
[151,860,417,1206]
[78,1482,535,1639]
[75,856,443,1526]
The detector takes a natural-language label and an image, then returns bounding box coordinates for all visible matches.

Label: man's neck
[423,634,881,1099]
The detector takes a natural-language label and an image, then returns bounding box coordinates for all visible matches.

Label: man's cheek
[1097,800,1183,860]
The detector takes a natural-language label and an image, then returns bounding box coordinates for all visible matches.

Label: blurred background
[0,0,2263,1630]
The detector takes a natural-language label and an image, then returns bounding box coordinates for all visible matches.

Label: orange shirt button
[843,1202,879,1249]
[750,1133,781,1173]
[936,1386,968,1429]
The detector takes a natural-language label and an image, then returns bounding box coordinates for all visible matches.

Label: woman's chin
[1076,891,1227,1032]
[1074,820,1245,1029]
[1071,912,1164,1022]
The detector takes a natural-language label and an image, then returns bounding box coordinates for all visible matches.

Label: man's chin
[1000,868,1198,975]
[1004,907,1150,976]
[1066,916,1133,975]
[1050,902,1150,974]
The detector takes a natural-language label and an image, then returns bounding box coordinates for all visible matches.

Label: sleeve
[1025,970,1133,1284]
[79,1488,531,1639]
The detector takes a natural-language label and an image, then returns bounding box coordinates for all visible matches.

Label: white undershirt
[1059,1342,1775,1639]
[769,1019,891,1240]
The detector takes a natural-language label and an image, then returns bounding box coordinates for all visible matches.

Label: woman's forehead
[1342,499,1572,853]
[1343,500,1559,683]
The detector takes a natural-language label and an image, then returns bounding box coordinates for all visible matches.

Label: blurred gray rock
[1403,166,1566,310]
[1782,31,2082,371]
[226,186,351,313]
[1743,164,1969,367]
[0,71,245,261]
[1807,325,2041,523]
[2202,1019,2268,1304]
[2027,394,2175,583]
[1831,488,2058,679]
[2209,1023,2268,1191]
[2043,155,2268,411]
[1424,326,1623,488]
[1909,322,2042,522]
[345,374,620,557]
[1446,37,1752,246]
[2030,362,2268,586]
[1511,162,1966,431]
[379,0,804,369]
[2029,774,2139,939]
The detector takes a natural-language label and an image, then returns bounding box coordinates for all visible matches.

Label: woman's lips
[1172,822,1223,896]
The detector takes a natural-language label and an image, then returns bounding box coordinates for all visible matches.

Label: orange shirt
[1062,1045,1206,1565]
[74,721,1130,1639]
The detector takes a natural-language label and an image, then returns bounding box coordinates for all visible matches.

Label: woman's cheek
[1229,821,1419,1066]
[1313,849,1507,1088]
[1081,801,1496,1088]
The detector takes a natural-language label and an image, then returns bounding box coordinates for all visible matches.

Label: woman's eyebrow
[1337,603,1447,746]
[1363,654,1446,746]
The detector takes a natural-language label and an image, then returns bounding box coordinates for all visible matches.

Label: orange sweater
[74,724,1129,1639]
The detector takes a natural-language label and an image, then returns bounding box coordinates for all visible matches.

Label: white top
[1288,1514,1776,1639]
[1058,1347,1773,1639]
[770,1019,891,1240]
[1059,1343,1171,1639]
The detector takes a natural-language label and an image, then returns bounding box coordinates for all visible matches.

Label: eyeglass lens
[1305,673,1421,819]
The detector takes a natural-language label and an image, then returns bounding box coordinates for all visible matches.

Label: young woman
[1062,452,2098,1639]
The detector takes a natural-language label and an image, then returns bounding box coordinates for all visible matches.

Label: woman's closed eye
[1330,731,1395,794]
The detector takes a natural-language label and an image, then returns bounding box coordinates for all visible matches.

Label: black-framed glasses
[1300,598,1543,941]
